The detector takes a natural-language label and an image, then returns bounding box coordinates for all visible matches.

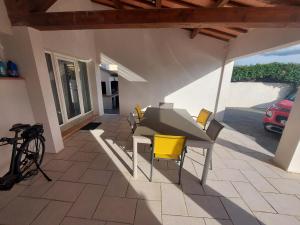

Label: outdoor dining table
[132,107,214,185]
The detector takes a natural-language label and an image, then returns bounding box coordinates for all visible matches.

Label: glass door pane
[78,61,92,113]
[45,53,63,125]
[58,59,81,119]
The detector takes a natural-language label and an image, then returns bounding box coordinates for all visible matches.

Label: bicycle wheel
[16,136,45,177]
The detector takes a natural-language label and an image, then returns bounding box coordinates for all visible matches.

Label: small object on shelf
[7,60,19,77]
[0,60,6,77]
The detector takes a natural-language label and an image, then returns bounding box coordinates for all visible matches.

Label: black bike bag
[21,124,44,139]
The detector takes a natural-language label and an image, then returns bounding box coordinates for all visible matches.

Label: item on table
[7,60,19,77]
[0,60,6,76]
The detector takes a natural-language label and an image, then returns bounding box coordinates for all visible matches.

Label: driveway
[223,107,282,154]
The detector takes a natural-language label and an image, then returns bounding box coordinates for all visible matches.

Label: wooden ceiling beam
[4,0,58,14]
[10,7,300,30]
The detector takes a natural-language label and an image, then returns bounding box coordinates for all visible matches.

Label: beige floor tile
[204,218,233,225]
[162,215,205,225]
[184,195,228,219]
[0,197,49,225]
[241,170,278,193]
[80,143,106,153]
[43,181,85,202]
[60,162,89,182]
[232,182,275,213]
[44,160,73,172]
[267,178,300,195]
[204,180,239,198]
[263,193,300,216]
[223,159,254,170]
[105,223,129,225]
[61,217,105,225]
[134,200,162,225]
[221,197,261,225]
[68,184,105,219]
[161,183,187,216]
[21,171,62,198]
[69,152,99,162]
[214,168,247,182]
[127,181,161,201]
[248,161,280,179]
[93,196,137,223]
[255,212,300,225]
[89,155,110,170]
[53,149,77,160]
[79,169,112,185]
[104,172,129,197]
[0,185,26,209]
[31,201,71,225]
[181,175,205,195]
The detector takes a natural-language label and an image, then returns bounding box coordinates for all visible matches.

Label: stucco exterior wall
[95,28,228,116]
[0,79,35,175]
[227,82,293,109]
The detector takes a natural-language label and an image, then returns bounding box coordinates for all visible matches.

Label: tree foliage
[232,63,300,86]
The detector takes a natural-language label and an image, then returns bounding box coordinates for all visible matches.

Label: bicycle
[0,123,51,191]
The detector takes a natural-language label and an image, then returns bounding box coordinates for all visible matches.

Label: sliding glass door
[58,59,82,119]
[45,52,93,125]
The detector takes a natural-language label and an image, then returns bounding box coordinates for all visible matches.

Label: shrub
[232,63,300,86]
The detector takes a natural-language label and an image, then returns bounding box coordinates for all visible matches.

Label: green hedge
[232,63,300,86]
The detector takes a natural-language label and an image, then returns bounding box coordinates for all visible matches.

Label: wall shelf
[0,77,24,80]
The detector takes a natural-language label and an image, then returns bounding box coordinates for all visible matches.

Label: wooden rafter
[215,0,230,7]
[156,0,161,8]
[9,7,300,30]
[112,0,123,9]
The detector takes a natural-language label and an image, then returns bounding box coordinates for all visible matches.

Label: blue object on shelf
[7,61,19,77]
[0,60,6,76]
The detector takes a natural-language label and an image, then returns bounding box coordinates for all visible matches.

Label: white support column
[2,27,64,153]
[214,60,234,121]
[274,90,300,173]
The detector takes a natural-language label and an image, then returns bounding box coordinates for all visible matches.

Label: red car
[263,91,297,133]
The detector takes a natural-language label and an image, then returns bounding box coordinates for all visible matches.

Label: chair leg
[178,148,186,185]
[150,151,154,182]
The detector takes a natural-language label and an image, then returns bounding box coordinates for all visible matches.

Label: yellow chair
[150,134,186,184]
[195,109,212,130]
[135,104,144,122]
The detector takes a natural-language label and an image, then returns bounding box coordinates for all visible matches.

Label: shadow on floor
[223,107,281,154]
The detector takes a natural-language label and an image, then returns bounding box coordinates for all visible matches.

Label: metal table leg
[201,143,214,185]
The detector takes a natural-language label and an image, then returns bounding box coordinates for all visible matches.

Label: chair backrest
[135,104,143,121]
[127,112,137,133]
[153,134,186,159]
[206,119,224,141]
[159,102,174,109]
[197,109,212,128]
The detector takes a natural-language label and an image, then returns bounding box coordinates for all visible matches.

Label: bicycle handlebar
[0,137,15,145]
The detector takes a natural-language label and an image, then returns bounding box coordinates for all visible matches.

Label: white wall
[95,29,228,116]
[0,79,35,175]
[0,0,12,35]
[227,82,293,109]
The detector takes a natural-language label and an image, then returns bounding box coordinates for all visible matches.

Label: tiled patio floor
[1,115,300,225]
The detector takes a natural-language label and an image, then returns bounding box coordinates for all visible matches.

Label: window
[78,61,92,113]
[45,52,93,125]
[45,53,63,125]
[101,82,107,95]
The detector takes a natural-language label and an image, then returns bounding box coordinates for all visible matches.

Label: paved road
[223,107,281,154]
